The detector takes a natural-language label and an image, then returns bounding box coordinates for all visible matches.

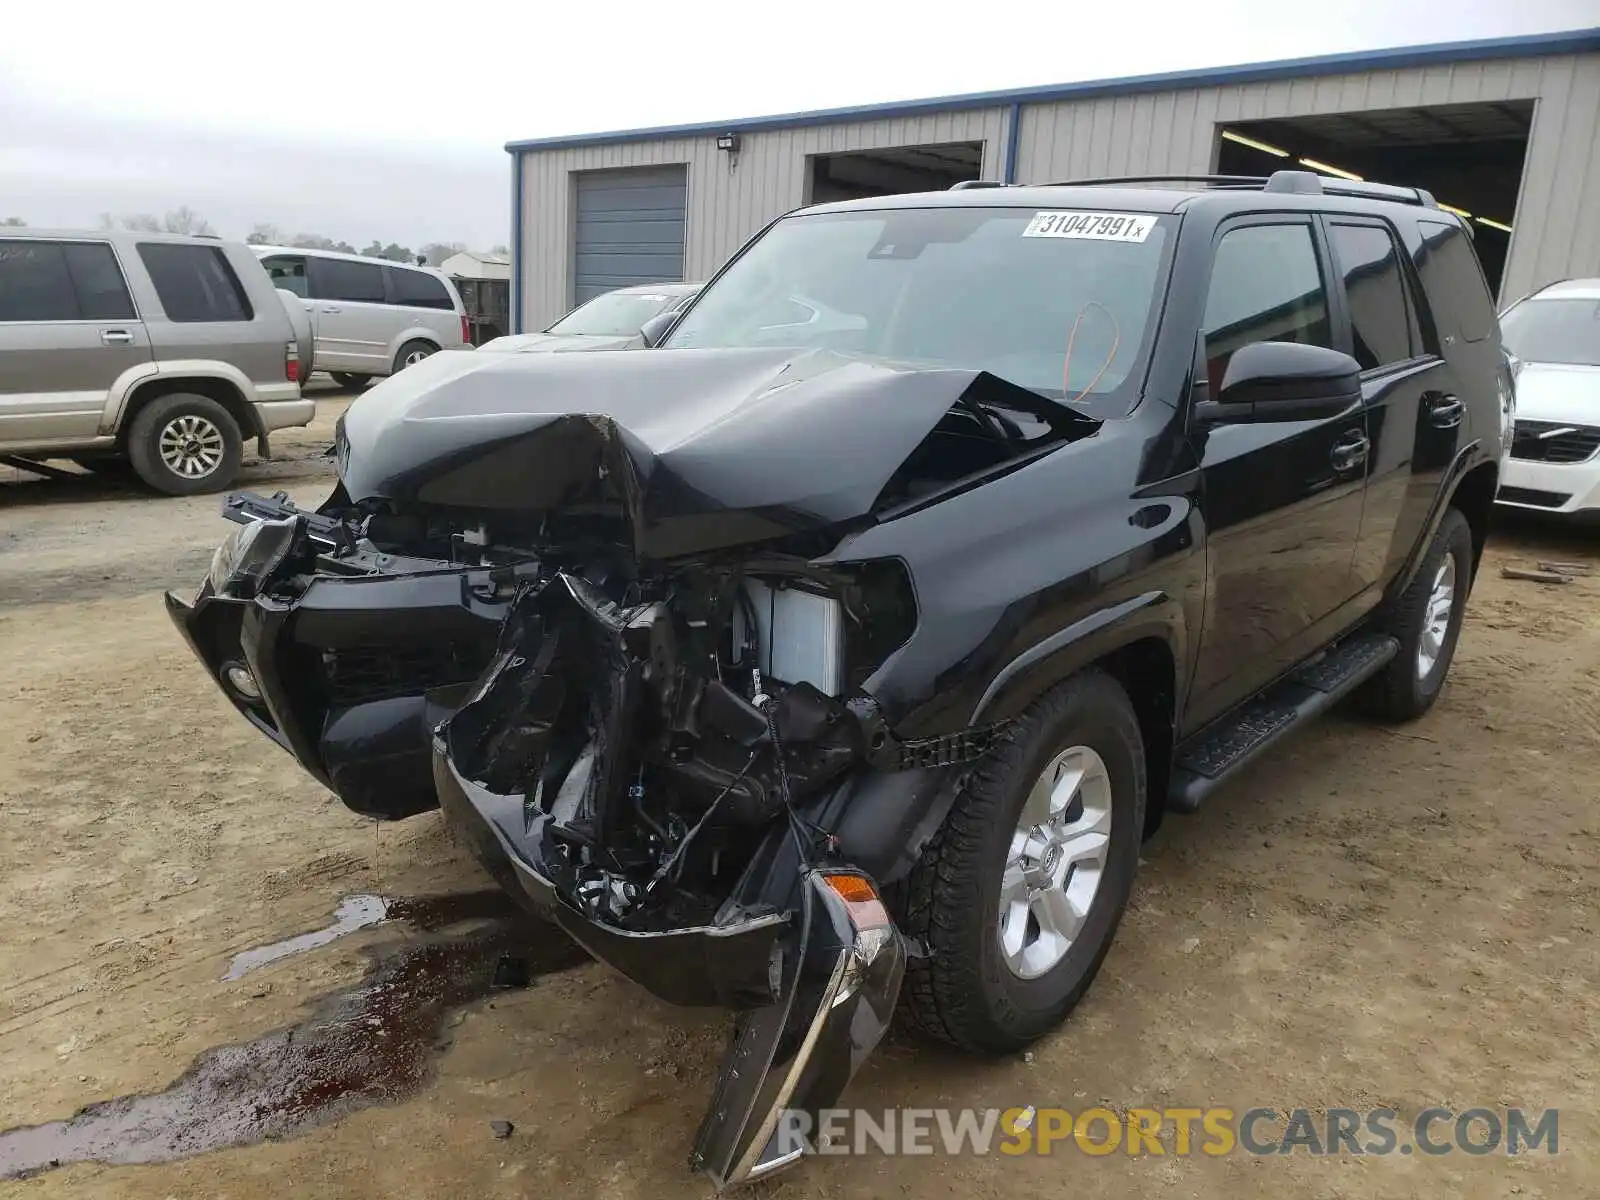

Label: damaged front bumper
[164,493,519,819]
[434,745,905,1186]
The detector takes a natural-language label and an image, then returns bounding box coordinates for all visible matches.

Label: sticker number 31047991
[1022,211,1158,242]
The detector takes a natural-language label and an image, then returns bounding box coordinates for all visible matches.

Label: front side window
[1329,222,1418,370]
[1499,297,1600,368]
[311,258,385,304]
[1201,222,1331,392]
[388,266,454,310]
[549,289,690,336]
[0,240,80,322]
[663,206,1175,416]
[261,254,310,298]
[137,243,253,322]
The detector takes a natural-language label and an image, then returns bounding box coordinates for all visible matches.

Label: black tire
[1358,507,1473,721]
[900,670,1146,1054]
[331,372,370,390]
[392,340,437,374]
[126,393,243,496]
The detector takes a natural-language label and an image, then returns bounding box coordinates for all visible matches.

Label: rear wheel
[900,670,1146,1054]
[1358,507,1473,721]
[331,372,370,390]
[126,394,242,496]
[393,340,436,373]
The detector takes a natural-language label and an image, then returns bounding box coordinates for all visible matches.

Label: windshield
[663,206,1174,415]
[547,290,686,337]
[1500,297,1600,367]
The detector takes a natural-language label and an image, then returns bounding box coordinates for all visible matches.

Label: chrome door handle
[100,329,133,345]
[321,306,342,314]
[1330,434,1369,473]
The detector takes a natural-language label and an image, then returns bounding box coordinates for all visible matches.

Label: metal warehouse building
[505,28,1600,332]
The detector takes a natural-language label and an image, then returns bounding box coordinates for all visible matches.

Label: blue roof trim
[505,27,1600,154]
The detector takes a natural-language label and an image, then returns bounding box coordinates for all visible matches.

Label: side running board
[1167,633,1399,812]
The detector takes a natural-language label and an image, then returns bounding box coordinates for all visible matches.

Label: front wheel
[900,670,1146,1054]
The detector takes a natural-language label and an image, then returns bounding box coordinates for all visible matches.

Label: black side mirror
[638,311,677,348]
[1194,340,1362,424]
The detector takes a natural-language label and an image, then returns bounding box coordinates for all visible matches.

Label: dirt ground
[2,396,1597,1199]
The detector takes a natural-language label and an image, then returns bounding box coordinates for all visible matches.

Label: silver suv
[252,247,469,389]
[0,229,314,495]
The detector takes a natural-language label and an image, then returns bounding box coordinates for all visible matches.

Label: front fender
[970,589,1186,726]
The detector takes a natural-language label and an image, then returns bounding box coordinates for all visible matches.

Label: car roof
[1,227,242,246]
[1530,278,1600,301]
[250,244,452,277]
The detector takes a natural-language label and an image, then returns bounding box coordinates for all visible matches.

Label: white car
[252,246,469,389]
[1496,278,1600,518]
[478,282,702,354]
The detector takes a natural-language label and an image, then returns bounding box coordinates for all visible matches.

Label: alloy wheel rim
[404,348,431,366]
[998,745,1113,980]
[1416,554,1457,680]
[157,414,224,479]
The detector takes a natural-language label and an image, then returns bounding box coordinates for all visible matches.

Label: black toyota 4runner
[169,170,1513,1186]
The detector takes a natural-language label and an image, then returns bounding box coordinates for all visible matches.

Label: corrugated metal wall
[516,109,1007,329]
[516,50,1598,328]
[1014,51,1600,302]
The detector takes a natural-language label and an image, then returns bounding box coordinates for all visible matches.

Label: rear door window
[386,266,454,310]
[310,258,386,304]
[1328,222,1420,369]
[137,243,254,322]
[1413,220,1496,344]
[0,239,80,321]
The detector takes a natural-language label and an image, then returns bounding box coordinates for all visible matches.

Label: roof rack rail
[1027,170,1439,208]
[1038,174,1268,189]
[948,179,1011,190]
[1263,169,1438,207]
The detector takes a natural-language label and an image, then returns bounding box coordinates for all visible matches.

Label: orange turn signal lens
[823,872,891,930]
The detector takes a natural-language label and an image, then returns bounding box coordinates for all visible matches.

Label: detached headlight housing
[208,515,298,600]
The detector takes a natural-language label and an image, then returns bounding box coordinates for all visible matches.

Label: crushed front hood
[334,346,1088,558]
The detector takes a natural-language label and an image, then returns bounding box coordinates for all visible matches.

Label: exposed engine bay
[167,344,1107,1186]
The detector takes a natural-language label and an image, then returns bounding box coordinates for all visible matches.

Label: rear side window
[387,266,454,310]
[311,258,385,303]
[137,243,254,322]
[1202,222,1332,390]
[1413,220,1495,344]
[0,240,80,321]
[63,243,136,320]
[1328,222,1419,369]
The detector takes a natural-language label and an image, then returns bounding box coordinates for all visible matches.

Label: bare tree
[288,232,357,254]
[490,243,510,256]
[247,222,283,245]
[419,241,467,266]
[2,217,25,227]
[162,206,215,236]
[118,213,163,232]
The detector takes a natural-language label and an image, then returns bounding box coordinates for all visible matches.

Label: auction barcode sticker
[1022,211,1158,242]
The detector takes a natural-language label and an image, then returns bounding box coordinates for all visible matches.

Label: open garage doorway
[807,142,984,204]
[1216,100,1531,298]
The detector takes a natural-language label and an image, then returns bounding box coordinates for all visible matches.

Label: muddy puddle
[0,891,586,1180]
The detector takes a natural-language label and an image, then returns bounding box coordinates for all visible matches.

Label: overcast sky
[1,1,1594,249]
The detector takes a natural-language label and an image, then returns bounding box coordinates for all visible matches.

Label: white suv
[253,247,469,389]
